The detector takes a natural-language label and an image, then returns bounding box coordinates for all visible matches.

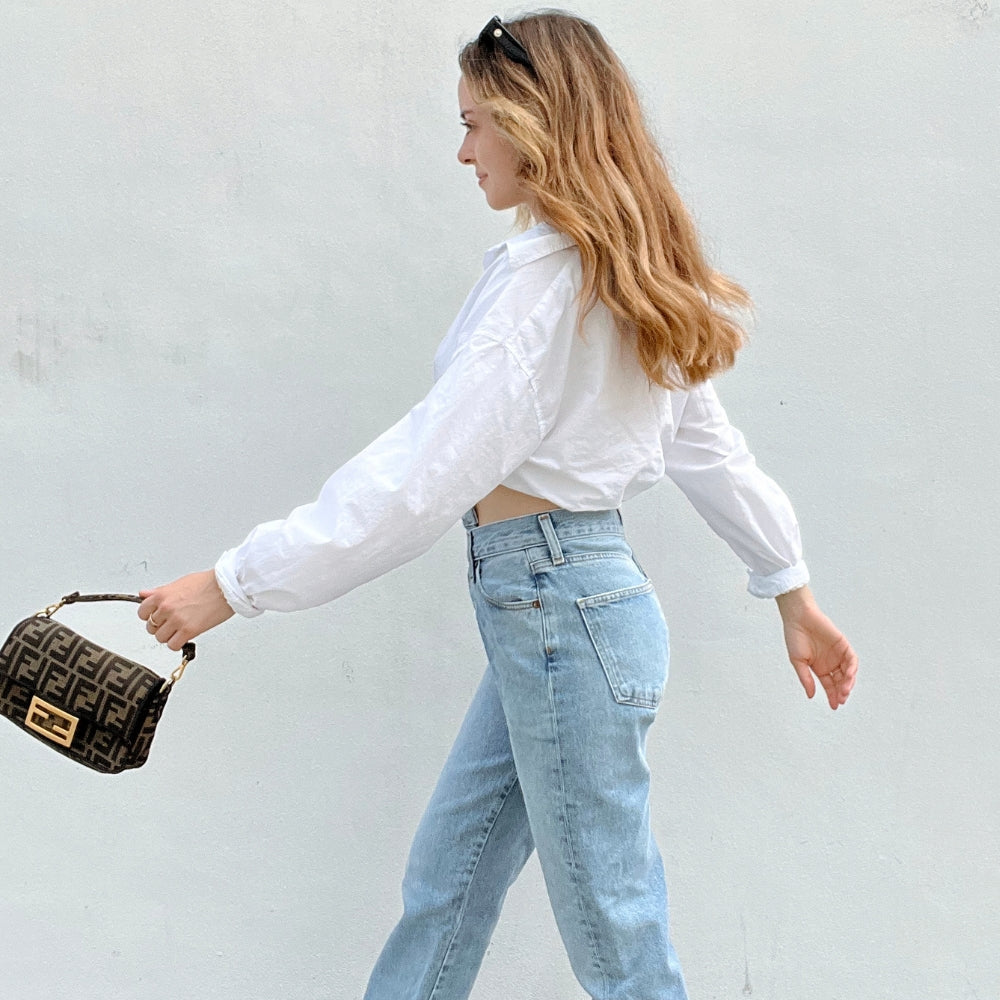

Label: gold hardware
[25,696,79,748]
[161,652,192,692]
[36,600,66,618]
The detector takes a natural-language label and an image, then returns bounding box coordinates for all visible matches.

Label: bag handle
[36,591,196,689]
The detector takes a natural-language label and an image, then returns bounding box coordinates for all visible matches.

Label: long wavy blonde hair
[459,11,751,388]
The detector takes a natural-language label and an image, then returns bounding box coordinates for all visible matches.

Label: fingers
[819,670,841,710]
[819,656,858,710]
[783,608,858,711]
[792,659,816,699]
[138,595,159,629]
[794,653,857,710]
[843,646,859,687]
[144,607,176,646]
[829,642,859,706]
[138,590,177,647]
[138,571,233,650]
[144,612,190,651]
[815,667,845,710]
[166,632,189,652]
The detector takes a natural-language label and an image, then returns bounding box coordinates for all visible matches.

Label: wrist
[775,584,816,622]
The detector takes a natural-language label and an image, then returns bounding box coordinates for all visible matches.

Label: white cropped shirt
[215,223,809,617]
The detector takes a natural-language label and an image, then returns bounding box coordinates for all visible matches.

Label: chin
[487,195,519,212]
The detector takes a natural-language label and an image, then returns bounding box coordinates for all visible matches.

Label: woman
[139,12,857,999]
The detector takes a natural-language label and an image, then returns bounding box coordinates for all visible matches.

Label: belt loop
[537,512,565,566]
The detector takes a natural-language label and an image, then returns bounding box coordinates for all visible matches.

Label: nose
[457,133,474,166]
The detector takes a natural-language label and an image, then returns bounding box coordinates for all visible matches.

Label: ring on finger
[149,614,162,628]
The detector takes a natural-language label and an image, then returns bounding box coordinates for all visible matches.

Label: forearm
[219,335,544,616]
[664,382,808,597]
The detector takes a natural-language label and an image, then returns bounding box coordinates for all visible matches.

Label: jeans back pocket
[577,582,669,709]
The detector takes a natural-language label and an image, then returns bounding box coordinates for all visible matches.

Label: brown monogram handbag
[0,592,195,774]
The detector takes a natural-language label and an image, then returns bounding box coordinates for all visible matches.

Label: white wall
[2,2,997,997]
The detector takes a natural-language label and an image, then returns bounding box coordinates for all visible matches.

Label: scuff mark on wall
[13,309,56,384]
[7,298,124,384]
[967,0,991,20]
[896,0,994,23]
[218,147,245,204]
[742,913,753,995]
[118,559,150,577]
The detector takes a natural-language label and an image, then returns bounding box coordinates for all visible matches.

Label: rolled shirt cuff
[214,549,265,619]
[747,560,810,599]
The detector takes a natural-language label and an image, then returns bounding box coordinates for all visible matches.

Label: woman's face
[457,76,528,212]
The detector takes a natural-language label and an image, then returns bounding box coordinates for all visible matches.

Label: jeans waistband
[462,508,625,561]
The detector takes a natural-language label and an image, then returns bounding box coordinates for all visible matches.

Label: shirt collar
[482,222,577,270]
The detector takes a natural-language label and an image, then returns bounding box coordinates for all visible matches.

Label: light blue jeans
[363,509,688,1000]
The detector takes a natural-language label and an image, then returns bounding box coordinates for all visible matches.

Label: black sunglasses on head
[477,15,538,78]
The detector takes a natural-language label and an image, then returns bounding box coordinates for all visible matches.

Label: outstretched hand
[138,569,235,652]
[775,586,857,710]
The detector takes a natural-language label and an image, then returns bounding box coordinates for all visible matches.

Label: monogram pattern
[0,616,172,773]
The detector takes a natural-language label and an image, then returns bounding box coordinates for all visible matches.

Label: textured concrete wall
[1,2,997,997]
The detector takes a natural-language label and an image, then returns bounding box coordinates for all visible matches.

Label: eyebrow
[459,108,478,119]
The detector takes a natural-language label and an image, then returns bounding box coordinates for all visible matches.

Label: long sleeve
[663,381,809,598]
[215,332,544,616]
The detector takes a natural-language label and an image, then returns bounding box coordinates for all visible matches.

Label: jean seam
[538,594,609,998]
[426,774,522,1000]
[529,551,631,572]
[472,529,624,561]
[576,580,655,608]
